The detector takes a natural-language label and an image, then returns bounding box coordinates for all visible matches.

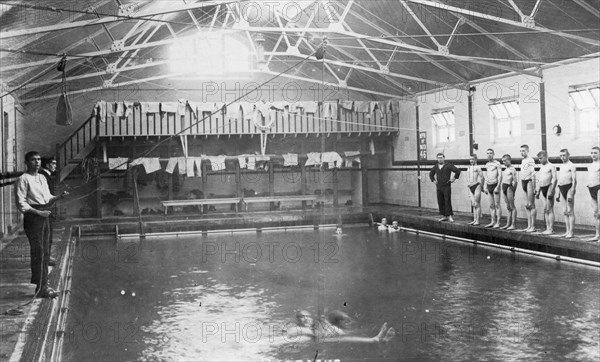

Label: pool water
[62,227,600,361]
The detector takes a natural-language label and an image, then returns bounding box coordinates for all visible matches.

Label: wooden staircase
[56,116,98,183]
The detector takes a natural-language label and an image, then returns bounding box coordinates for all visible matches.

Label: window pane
[590,88,599,106]
[448,126,456,142]
[580,109,599,133]
[512,118,521,136]
[504,101,520,118]
[569,91,587,110]
[579,90,596,108]
[491,104,508,119]
[497,120,511,138]
[443,111,455,125]
[433,113,447,126]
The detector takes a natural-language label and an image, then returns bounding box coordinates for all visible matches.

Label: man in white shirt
[520,145,537,232]
[585,146,599,241]
[15,151,66,298]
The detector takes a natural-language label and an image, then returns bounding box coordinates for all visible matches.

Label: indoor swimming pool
[60,226,600,361]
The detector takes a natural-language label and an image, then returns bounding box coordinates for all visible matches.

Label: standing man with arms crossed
[466,154,484,225]
[429,153,461,223]
[484,149,502,228]
[520,145,537,232]
[500,155,518,230]
[585,146,599,242]
[15,151,67,298]
[556,149,577,239]
[535,151,557,235]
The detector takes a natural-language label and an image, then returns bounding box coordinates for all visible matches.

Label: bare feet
[525,228,536,233]
[448,217,455,223]
[540,230,554,235]
[564,233,574,239]
[468,220,475,225]
[438,217,448,222]
[472,223,480,226]
[375,323,388,340]
[500,224,510,230]
[484,222,495,228]
[492,223,500,229]
[584,236,599,242]
[506,226,516,230]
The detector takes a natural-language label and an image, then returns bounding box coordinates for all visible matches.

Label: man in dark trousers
[429,153,461,223]
[15,151,66,298]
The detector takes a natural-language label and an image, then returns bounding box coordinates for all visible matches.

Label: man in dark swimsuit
[586,146,600,241]
[535,150,557,235]
[500,155,518,230]
[466,154,483,225]
[484,149,502,228]
[556,149,577,238]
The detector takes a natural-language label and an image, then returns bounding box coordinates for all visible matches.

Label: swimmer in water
[289,310,395,344]
[388,221,400,232]
[376,218,389,231]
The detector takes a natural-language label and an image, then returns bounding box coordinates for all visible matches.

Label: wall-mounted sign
[419,131,427,160]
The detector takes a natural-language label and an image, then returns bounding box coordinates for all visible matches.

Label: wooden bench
[241,195,319,212]
[162,198,241,215]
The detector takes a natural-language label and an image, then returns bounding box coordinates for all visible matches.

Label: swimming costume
[558,183,572,200]
[539,185,550,198]
[469,183,480,194]
[588,184,600,201]
[487,183,497,194]
[502,183,515,197]
[521,179,532,193]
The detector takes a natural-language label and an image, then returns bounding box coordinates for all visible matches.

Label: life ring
[252,107,274,132]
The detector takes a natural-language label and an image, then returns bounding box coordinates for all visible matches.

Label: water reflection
[140,275,280,361]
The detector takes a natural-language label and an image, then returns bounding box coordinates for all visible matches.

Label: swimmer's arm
[569,165,577,196]
[429,166,436,183]
[477,167,484,186]
[549,165,557,195]
[320,335,379,344]
[496,168,502,191]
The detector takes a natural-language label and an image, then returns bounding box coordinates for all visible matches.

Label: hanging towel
[161,102,179,114]
[197,103,215,114]
[106,102,117,117]
[283,153,298,167]
[129,158,143,167]
[178,99,188,116]
[256,155,270,162]
[305,152,322,167]
[95,101,106,123]
[207,156,226,171]
[143,158,161,174]
[391,101,400,113]
[114,102,125,118]
[323,101,338,119]
[186,158,196,177]
[247,156,256,170]
[377,101,388,114]
[238,156,247,169]
[369,139,375,155]
[141,102,160,114]
[240,102,255,120]
[165,157,178,174]
[177,157,187,175]
[124,102,135,117]
[321,152,343,169]
[194,158,203,177]
[343,151,361,168]
[108,158,128,170]
[355,101,371,113]
[289,102,304,114]
[304,102,318,114]
[340,100,354,111]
